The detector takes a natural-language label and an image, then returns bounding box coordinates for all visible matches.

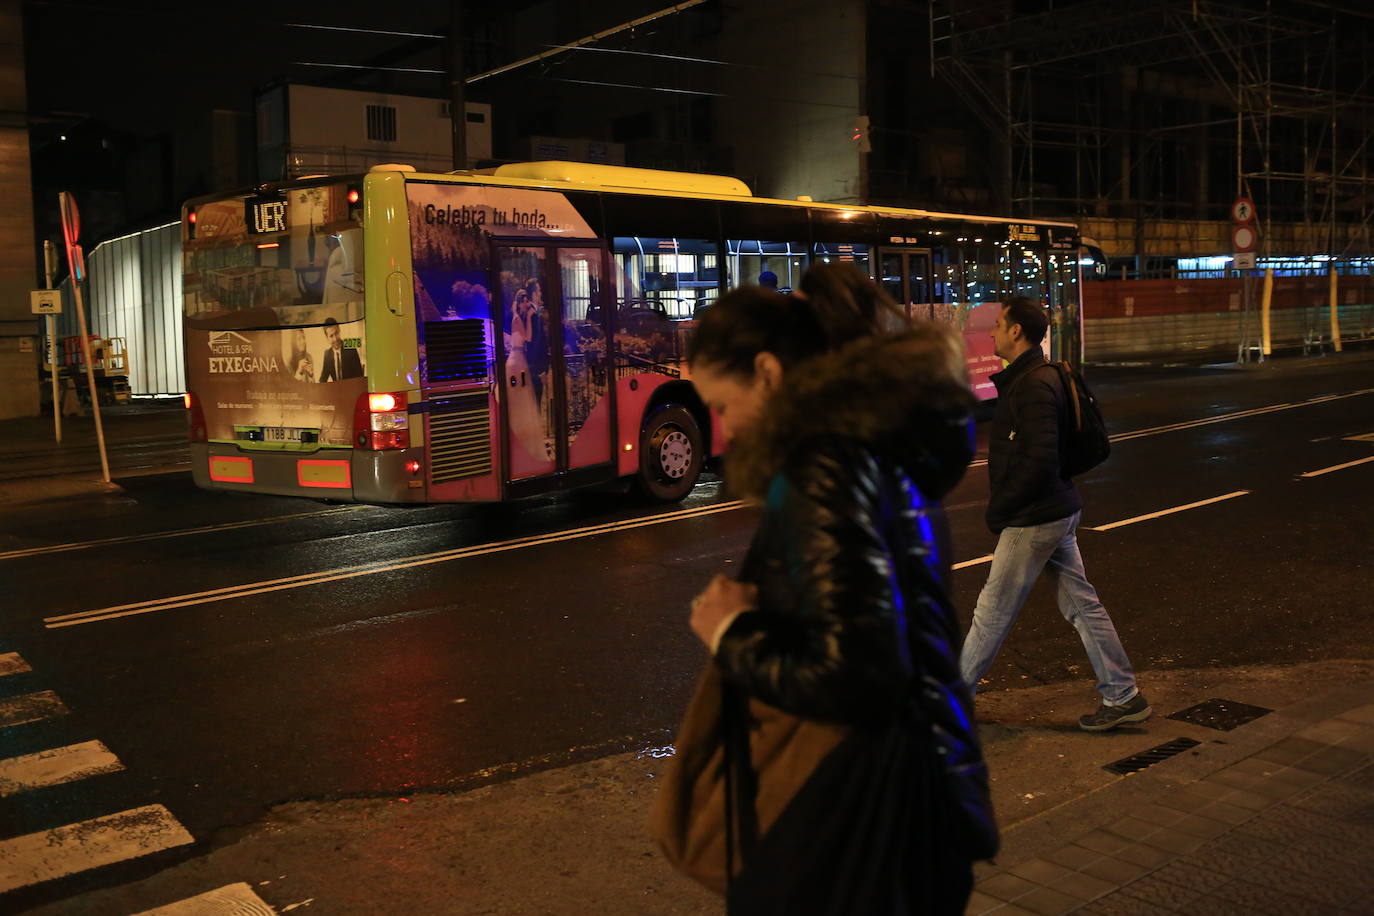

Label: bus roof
[184,161,1077,232]
[482,161,755,198]
[415,161,1078,230]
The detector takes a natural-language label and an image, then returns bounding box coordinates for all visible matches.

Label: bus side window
[725,239,807,293]
[811,241,871,277]
[612,236,719,320]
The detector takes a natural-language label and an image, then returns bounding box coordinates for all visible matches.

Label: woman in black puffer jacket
[679,263,997,914]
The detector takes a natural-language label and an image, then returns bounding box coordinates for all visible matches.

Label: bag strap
[721,681,758,891]
[1049,361,1083,433]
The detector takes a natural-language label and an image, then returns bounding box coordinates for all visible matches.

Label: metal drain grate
[1167,698,1273,731]
[1104,737,1202,775]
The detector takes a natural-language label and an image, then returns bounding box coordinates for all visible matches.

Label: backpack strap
[1049,361,1083,433]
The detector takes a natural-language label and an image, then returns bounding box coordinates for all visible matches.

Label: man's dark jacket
[319,346,363,382]
[985,348,1081,533]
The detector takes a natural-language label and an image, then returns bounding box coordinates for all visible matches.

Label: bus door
[495,243,613,484]
[878,248,933,321]
[1046,247,1082,368]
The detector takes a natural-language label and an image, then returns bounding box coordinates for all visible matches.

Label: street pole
[58,191,110,484]
[449,0,467,171]
[1260,267,1273,358]
[43,239,61,443]
[70,277,110,483]
[1329,265,1342,352]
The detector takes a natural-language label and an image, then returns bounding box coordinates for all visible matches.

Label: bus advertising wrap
[407,183,595,322]
[187,320,367,446]
[184,181,367,446]
[407,184,603,474]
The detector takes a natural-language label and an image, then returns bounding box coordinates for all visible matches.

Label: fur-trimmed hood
[725,325,978,501]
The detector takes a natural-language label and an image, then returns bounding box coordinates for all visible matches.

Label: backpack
[1009,361,1111,478]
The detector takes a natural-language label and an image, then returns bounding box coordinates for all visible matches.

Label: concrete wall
[0,0,39,418]
[718,0,864,203]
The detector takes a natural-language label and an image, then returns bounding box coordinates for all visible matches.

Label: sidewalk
[17,660,1374,915]
[0,402,186,508]
[969,674,1374,915]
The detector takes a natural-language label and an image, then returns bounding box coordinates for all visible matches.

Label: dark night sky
[24,0,455,136]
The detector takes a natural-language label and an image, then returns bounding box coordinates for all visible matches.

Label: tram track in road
[0,437,191,482]
[0,505,379,561]
[8,381,1363,563]
[42,500,750,629]
[0,434,189,461]
[41,440,1374,632]
[966,385,1374,469]
[0,484,735,563]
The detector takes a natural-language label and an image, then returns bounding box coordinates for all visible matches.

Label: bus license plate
[263,426,305,442]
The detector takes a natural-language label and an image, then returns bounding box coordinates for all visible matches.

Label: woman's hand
[689,574,757,648]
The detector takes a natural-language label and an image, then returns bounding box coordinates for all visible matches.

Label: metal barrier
[55,222,183,397]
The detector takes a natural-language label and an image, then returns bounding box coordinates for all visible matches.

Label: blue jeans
[960,511,1139,706]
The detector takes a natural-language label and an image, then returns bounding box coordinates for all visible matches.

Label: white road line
[0,652,31,677]
[0,804,194,893]
[1107,403,1298,442]
[46,501,748,629]
[132,882,275,915]
[1085,490,1252,531]
[1299,455,1374,478]
[0,505,374,562]
[0,690,69,728]
[953,554,994,570]
[0,741,124,797]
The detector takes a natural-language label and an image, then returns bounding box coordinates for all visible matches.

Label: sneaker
[1078,693,1152,732]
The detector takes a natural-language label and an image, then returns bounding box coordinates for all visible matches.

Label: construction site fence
[1082,276,1374,363]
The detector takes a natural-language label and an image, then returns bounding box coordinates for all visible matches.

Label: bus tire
[634,404,704,501]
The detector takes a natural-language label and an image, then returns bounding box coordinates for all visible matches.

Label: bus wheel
[635,404,704,501]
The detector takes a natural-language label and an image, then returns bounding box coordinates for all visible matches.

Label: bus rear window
[184,184,363,324]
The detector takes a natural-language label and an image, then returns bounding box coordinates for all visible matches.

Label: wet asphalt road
[1,355,1372,909]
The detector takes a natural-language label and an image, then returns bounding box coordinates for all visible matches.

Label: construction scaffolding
[929,0,1374,272]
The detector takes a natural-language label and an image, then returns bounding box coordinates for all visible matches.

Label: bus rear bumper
[190,443,428,503]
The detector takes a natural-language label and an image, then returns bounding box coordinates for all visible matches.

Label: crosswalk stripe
[0,690,69,728]
[131,882,275,915]
[0,740,124,797]
[0,804,194,893]
[0,653,31,677]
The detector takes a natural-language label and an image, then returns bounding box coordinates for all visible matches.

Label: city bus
[181,161,1081,504]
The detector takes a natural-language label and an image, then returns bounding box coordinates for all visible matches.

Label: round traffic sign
[59,191,81,247]
[1232,224,1256,251]
[1231,197,1256,223]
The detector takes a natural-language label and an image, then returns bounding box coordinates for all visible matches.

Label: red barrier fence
[1082,275,1374,319]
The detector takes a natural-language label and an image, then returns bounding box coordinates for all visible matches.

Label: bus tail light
[354,391,409,450]
[186,391,207,442]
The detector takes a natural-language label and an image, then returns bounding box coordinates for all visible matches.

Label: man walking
[960,296,1149,732]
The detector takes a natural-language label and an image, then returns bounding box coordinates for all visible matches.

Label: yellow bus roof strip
[487,161,754,197]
